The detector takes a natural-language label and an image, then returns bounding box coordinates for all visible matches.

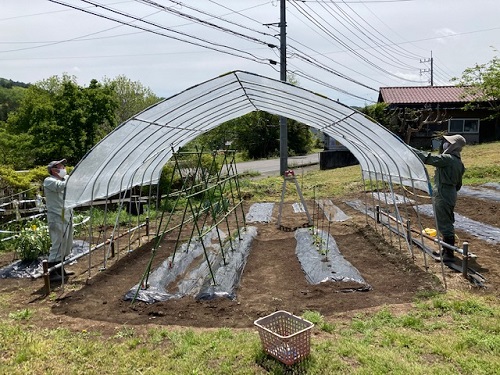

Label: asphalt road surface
[235,153,320,177]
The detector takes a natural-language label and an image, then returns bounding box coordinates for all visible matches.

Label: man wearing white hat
[43,159,75,281]
[412,134,466,261]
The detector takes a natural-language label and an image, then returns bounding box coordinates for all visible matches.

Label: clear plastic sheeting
[64,71,431,209]
[417,205,500,244]
[0,240,89,279]
[483,182,500,190]
[197,226,258,300]
[295,228,371,290]
[245,202,275,223]
[315,199,350,222]
[0,259,42,279]
[459,185,500,202]
[124,226,257,303]
[369,192,415,205]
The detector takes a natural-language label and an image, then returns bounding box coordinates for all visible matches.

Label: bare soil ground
[1,191,499,335]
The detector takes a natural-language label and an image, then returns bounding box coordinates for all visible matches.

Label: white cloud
[434,28,459,44]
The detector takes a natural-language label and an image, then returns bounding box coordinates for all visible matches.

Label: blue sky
[1,0,498,107]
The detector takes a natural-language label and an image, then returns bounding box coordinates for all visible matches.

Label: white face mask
[442,141,450,151]
[58,168,67,178]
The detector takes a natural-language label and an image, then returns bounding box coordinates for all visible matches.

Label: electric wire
[359,0,425,58]
[318,0,420,69]
[0,8,163,54]
[290,50,378,91]
[47,0,274,66]
[330,0,423,62]
[8,0,492,103]
[133,0,384,100]
[288,38,389,86]
[288,0,424,82]
[202,0,381,100]
[294,2,424,74]
[291,66,376,102]
[134,0,277,47]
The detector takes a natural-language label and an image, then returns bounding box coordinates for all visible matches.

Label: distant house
[378,86,500,148]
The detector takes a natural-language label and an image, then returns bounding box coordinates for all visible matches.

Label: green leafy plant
[9,308,33,321]
[14,218,51,261]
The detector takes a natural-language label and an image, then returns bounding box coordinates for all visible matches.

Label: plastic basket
[254,310,314,366]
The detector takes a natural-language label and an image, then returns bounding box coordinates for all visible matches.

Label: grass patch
[1,290,498,374]
[302,310,336,333]
[463,165,500,184]
[239,164,362,201]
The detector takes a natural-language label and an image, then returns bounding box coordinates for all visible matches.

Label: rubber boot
[61,265,75,276]
[48,262,75,277]
[442,236,455,262]
[47,262,63,282]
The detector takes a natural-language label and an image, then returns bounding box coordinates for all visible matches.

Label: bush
[14,218,51,261]
[0,165,48,199]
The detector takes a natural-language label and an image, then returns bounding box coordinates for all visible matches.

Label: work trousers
[47,213,73,263]
[433,185,457,239]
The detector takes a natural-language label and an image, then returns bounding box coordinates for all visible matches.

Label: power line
[288,38,389,86]
[333,0,423,61]
[288,1,424,83]
[134,0,276,47]
[157,0,382,100]
[291,67,376,102]
[317,0,420,69]
[47,0,274,66]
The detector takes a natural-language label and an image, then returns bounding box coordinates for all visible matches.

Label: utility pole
[420,51,434,86]
[279,0,288,175]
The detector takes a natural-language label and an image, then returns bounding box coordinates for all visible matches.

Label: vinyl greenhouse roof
[64,71,431,208]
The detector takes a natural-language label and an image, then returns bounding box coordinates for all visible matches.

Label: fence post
[42,259,50,295]
[110,237,115,258]
[462,242,469,279]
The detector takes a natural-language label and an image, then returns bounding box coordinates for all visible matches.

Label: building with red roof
[378,86,499,147]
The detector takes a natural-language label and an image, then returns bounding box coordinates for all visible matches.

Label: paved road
[235,153,320,176]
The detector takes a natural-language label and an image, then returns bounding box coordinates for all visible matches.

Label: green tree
[0,124,33,167]
[104,75,161,125]
[190,111,313,159]
[77,79,118,160]
[0,85,26,122]
[5,75,118,167]
[453,54,500,118]
[360,102,393,129]
[287,119,314,156]
[236,111,280,159]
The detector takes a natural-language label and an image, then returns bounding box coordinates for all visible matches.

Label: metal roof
[64,71,431,209]
[378,86,476,104]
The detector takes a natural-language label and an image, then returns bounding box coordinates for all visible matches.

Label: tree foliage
[0,85,26,122]
[453,54,500,118]
[1,74,163,170]
[359,102,393,130]
[186,111,314,159]
[4,74,118,167]
[361,102,449,144]
[103,75,162,125]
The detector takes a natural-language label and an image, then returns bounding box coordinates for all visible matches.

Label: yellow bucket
[422,228,437,237]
